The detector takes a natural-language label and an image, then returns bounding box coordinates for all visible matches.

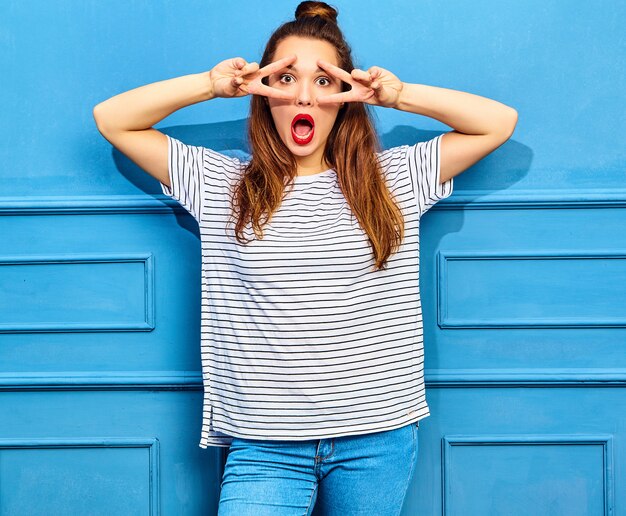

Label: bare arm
[393,83,518,184]
[92,72,214,186]
[92,55,297,187]
[314,59,518,186]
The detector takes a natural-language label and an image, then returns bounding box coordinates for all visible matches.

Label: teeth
[292,121,313,140]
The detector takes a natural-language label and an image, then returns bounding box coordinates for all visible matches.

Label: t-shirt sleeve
[159,135,207,222]
[405,133,454,217]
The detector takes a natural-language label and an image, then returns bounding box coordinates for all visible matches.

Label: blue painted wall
[1,1,624,514]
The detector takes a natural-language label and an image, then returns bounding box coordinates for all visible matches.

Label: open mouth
[291,113,315,145]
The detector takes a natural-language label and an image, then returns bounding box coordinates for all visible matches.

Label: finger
[317,91,353,105]
[257,54,297,79]
[317,59,352,83]
[232,57,247,70]
[368,66,382,78]
[255,84,296,101]
[351,68,372,83]
[363,89,376,100]
[239,61,259,76]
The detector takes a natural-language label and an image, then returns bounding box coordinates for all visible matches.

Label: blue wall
[1,1,624,514]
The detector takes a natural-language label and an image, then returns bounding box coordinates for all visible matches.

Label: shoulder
[167,135,247,179]
[168,135,243,163]
[376,135,444,178]
[375,144,411,188]
[375,144,409,169]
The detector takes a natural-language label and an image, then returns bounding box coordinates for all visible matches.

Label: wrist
[199,71,215,101]
[390,82,406,110]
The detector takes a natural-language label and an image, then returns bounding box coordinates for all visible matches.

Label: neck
[295,149,330,176]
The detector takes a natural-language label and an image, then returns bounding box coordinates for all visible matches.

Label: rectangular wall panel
[0,439,159,515]
[442,435,612,516]
[439,251,626,328]
[0,254,154,332]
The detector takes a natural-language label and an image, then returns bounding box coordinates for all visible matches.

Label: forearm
[393,82,517,136]
[93,71,214,132]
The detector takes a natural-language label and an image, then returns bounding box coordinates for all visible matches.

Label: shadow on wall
[383,125,532,192]
[109,118,251,197]
[109,117,531,199]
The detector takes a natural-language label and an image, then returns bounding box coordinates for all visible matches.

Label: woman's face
[266,36,344,173]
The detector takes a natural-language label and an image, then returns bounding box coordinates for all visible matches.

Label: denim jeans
[217,421,419,516]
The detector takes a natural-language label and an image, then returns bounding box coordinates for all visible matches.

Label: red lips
[291,113,315,145]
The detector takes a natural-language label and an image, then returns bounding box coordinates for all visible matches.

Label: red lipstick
[291,113,315,145]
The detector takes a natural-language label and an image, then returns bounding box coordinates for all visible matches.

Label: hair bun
[295,1,338,24]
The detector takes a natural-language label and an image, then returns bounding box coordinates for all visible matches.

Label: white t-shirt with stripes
[160,133,453,449]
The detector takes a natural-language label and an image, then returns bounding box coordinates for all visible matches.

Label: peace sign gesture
[316,59,403,109]
[209,54,298,101]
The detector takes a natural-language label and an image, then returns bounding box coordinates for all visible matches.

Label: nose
[296,82,313,106]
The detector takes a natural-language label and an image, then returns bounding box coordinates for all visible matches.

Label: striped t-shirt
[160,133,453,449]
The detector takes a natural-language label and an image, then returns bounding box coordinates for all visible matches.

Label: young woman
[94,1,517,514]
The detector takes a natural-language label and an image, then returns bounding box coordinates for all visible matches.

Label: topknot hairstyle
[294,1,339,24]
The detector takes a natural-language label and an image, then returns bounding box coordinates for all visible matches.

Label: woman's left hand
[316,59,403,109]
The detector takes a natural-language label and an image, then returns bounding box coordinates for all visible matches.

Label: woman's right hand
[209,55,298,101]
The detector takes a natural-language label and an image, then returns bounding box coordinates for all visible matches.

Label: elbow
[92,103,112,135]
[92,104,104,129]
[504,107,518,138]
[495,107,518,140]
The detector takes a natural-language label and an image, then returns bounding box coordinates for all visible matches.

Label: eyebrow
[285,65,325,74]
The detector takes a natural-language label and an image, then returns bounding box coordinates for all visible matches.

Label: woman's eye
[278,74,331,86]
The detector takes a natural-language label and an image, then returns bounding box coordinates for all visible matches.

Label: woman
[93,1,517,514]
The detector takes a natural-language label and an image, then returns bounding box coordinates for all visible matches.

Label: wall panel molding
[426,368,626,386]
[1,189,626,215]
[1,369,626,390]
[0,371,202,390]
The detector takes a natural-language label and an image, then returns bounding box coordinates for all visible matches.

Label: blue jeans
[217,421,419,516]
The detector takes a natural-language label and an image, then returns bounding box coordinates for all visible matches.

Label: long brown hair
[228,1,405,271]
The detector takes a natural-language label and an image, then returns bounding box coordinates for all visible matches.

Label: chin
[283,132,321,154]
